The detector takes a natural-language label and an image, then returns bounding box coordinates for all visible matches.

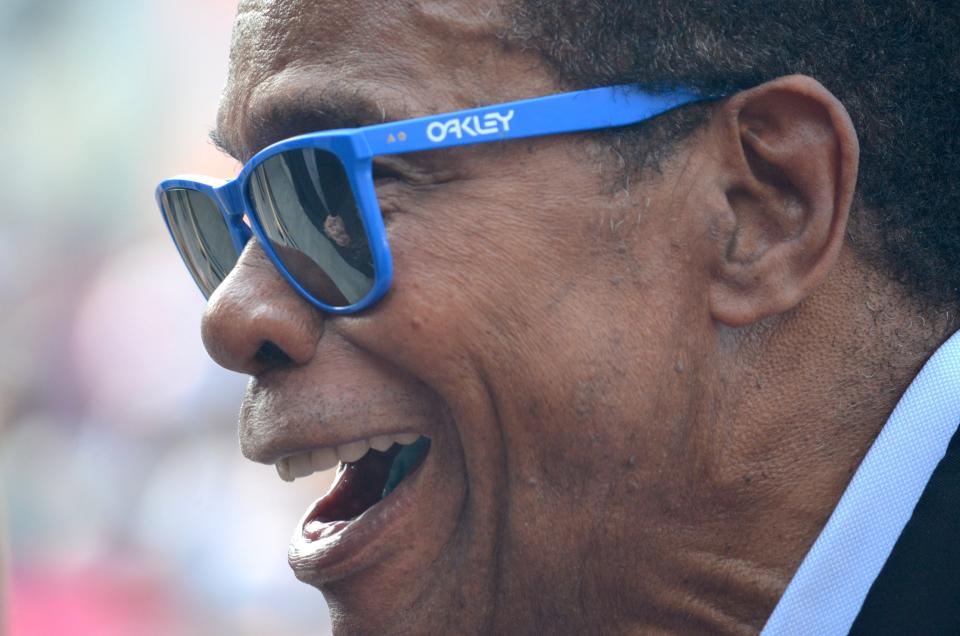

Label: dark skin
[202,1,953,633]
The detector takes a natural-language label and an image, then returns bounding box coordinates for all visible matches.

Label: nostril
[255,340,294,367]
[200,240,323,375]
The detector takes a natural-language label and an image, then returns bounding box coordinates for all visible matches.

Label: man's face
[207,0,722,632]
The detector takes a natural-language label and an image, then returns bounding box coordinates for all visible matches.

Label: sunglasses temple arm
[361,85,708,156]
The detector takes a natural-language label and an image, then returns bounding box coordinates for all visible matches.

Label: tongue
[311,447,399,523]
[382,437,431,497]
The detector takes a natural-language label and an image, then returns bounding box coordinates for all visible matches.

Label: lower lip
[287,456,427,583]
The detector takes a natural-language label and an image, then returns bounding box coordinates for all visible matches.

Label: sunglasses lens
[160,188,238,298]
[247,148,374,308]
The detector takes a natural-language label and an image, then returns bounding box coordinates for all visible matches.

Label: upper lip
[272,428,425,463]
[238,380,443,467]
[241,410,437,467]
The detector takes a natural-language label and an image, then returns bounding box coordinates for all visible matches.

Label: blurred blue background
[0,1,336,633]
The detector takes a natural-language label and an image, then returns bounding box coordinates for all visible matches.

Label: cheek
[478,285,705,594]
[376,157,694,396]
[363,160,714,584]
[379,182,566,337]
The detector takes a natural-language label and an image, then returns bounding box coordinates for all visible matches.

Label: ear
[707,75,859,327]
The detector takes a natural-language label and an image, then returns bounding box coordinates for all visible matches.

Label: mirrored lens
[161,188,237,297]
[247,148,374,308]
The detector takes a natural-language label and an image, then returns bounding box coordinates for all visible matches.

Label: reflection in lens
[161,188,237,297]
[248,149,374,307]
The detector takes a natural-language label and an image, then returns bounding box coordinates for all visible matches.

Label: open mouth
[276,434,432,540]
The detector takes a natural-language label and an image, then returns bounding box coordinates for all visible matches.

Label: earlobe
[708,75,860,327]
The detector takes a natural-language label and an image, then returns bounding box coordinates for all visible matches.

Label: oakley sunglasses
[157,85,711,314]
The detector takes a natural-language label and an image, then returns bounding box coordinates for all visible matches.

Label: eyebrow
[210,89,413,163]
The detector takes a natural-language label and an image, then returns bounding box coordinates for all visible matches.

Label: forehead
[217,0,557,160]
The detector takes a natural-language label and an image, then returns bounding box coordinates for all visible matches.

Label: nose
[201,240,323,376]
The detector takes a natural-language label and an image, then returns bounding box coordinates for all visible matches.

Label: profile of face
[201,0,863,633]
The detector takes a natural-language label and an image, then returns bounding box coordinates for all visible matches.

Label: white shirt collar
[762,330,960,635]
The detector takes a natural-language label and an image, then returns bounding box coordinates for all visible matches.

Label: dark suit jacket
[849,422,960,634]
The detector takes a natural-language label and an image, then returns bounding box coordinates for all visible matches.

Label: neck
[679,251,955,630]
[611,251,956,633]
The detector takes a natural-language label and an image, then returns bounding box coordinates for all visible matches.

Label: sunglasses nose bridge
[213,179,246,217]
[214,181,253,253]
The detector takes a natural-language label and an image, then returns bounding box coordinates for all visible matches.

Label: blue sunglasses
[157,85,711,314]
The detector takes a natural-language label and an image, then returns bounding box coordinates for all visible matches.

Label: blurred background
[0,0,336,633]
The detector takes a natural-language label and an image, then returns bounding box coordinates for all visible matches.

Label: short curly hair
[509,1,960,308]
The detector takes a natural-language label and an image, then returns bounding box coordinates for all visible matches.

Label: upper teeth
[276,432,421,482]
